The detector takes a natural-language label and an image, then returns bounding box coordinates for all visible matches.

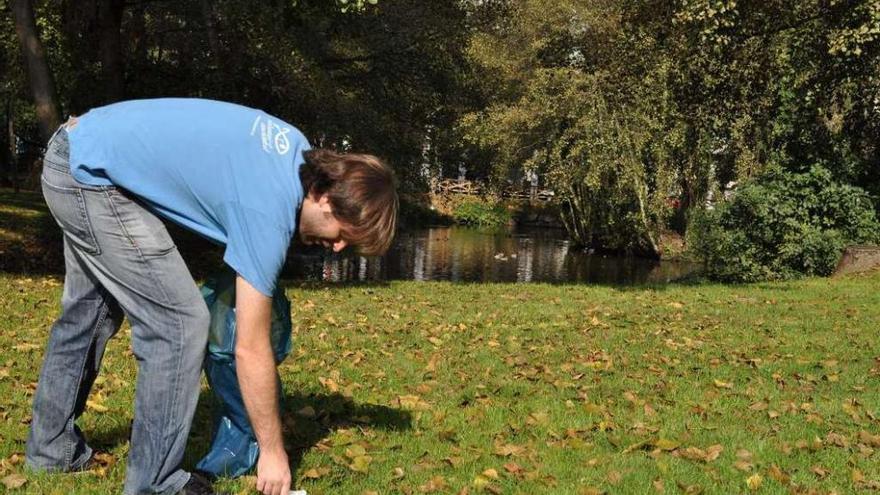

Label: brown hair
[299,149,399,256]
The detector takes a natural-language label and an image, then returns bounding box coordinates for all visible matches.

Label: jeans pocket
[108,190,177,258]
[41,177,101,256]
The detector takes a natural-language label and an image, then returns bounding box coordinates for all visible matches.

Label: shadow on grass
[76,388,410,479]
[280,392,412,473]
[0,200,65,275]
[187,389,411,476]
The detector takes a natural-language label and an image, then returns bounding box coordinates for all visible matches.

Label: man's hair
[299,149,399,256]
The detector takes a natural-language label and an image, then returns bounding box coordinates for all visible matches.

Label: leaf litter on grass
[2,271,880,493]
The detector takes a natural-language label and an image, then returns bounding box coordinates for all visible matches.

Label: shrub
[398,194,453,229]
[689,166,880,282]
[452,198,512,227]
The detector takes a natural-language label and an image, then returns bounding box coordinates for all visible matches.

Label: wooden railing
[432,178,555,202]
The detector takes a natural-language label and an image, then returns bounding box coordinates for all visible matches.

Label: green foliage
[460,2,676,256]
[451,198,511,228]
[689,166,880,282]
[2,0,472,191]
[397,194,452,229]
[458,0,880,258]
[5,0,880,250]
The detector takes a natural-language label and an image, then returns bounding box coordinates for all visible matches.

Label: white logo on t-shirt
[250,115,291,155]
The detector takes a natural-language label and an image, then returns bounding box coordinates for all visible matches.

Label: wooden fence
[431,178,555,202]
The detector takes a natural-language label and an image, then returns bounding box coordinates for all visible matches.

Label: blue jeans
[25,127,210,494]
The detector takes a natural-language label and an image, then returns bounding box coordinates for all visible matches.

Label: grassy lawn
[1,189,880,494]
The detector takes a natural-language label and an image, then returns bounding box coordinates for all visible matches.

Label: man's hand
[234,276,290,495]
[255,448,291,495]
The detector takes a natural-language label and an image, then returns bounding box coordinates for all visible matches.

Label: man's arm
[235,275,291,495]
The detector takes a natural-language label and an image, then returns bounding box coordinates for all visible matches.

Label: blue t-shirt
[68,98,309,296]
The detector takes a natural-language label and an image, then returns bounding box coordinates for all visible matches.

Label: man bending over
[25,98,398,495]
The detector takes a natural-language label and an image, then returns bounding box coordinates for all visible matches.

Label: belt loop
[46,123,65,146]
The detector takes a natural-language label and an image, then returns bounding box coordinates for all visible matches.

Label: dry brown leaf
[826,431,849,447]
[419,476,447,493]
[494,443,525,457]
[1,473,26,490]
[397,395,432,411]
[86,399,108,413]
[301,466,329,479]
[859,430,880,447]
[503,462,522,474]
[606,470,623,485]
[296,406,316,418]
[767,464,790,485]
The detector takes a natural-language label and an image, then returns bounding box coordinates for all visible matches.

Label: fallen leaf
[675,481,703,494]
[607,470,623,485]
[345,445,367,459]
[494,443,525,457]
[811,465,830,478]
[826,431,849,447]
[482,468,499,480]
[503,462,522,474]
[349,455,372,473]
[397,395,432,411]
[1,473,26,490]
[301,466,329,479]
[678,445,722,463]
[746,473,762,490]
[296,406,316,418]
[654,438,679,451]
[419,475,447,493]
[86,400,108,413]
[472,475,490,490]
[859,430,880,447]
[767,464,790,485]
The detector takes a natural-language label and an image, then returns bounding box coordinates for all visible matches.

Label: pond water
[285,226,700,285]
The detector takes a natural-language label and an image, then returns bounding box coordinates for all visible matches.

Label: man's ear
[317,194,333,213]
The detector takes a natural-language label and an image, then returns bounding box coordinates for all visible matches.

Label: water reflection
[285,227,699,285]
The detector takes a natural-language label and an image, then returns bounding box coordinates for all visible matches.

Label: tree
[9,0,59,140]
[461,0,677,256]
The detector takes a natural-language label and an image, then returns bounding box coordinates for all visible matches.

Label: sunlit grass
[1,272,879,494]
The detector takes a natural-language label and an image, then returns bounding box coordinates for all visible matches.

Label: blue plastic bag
[196,271,292,478]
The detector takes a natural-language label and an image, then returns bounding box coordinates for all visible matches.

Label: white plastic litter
[289,491,307,495]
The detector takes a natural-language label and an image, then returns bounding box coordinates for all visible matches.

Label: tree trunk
[98,0,126,103]
[201,0,222,64]
[200,0,231,95]
[4,97,17,191]
[10,0,61,142]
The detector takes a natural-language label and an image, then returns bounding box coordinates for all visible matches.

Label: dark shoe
[176,471,229,495]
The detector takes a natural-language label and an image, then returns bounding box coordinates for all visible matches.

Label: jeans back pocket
[41,177,101,256]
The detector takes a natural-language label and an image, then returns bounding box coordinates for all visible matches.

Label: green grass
[1,189,880,494]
